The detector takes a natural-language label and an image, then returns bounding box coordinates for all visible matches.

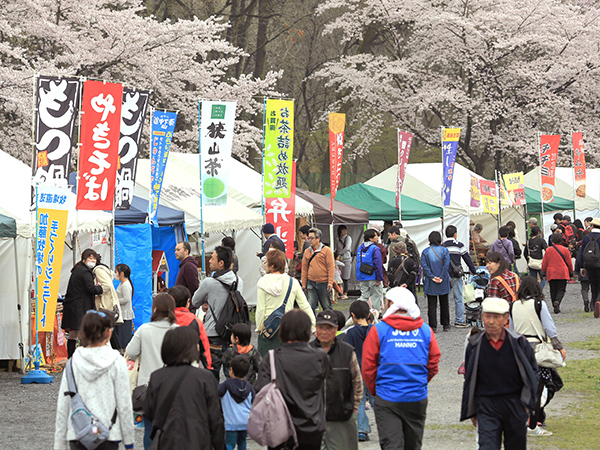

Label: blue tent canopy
[114,196,185,227]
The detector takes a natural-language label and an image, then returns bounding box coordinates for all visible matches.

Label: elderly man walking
[460,297,538,450]
[362,287,440,450]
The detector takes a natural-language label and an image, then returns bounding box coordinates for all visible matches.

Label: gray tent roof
[0,213,16,238]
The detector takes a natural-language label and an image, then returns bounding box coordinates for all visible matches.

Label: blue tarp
[152,225,180,288]
[115,224,153,330]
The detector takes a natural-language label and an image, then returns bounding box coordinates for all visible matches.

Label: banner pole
[261,98,267,220]
[495,170,502,230]
[539,133,545,236]
[440,126,445,232]
[198,101,206,279]
[570,131,577,220]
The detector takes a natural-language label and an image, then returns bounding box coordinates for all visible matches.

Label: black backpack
[583,235,600,269]
[208,275,250,342]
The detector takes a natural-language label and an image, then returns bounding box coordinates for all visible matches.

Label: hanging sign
[539,134,560,203]
[329,113,345,210]
[441,128,461,206]
[265,161,296,259]
[263,99,294,198]
[572,132,586,198]
[503,172,526,206]
[470,176,480,208]
[480,180,498,214]
[396,131,413,209]
[199,101,237,206]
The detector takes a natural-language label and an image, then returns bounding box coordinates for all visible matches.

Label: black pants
[549,279,567,305]
[427,294,449,329]
[581,280,590,304]
[476,395,528,450]
[374,395,427,450]
[268,431,323,450]
[208,337,228,382]
[587,267,600,304]
[70,442,118,450]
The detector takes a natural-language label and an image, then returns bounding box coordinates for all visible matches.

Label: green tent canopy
[524,188,575,213]
[331,183,442,221]
[0,213,16,239]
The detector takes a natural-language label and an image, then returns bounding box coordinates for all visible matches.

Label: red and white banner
[329,113,345,211]
[396,130,413,209]
[76,80,123,210]
[266,161,296,259]
[572,132,586,198]
[539,134,560,203]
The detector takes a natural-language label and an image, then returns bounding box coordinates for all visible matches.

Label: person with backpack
[356,229,385,312]
[577,217,600,317]
[388,226,420,266]
[170,285,212,370]
[144,326,225,450]
[256,249,315,357]
[254,309,331,450]
[222,323,262,385]
[54,309,134,450]
[192,245,246,381]
[387,242,418,298]
[561,215,579,257]
[510,276,566,437]
[421,231,452,332]
[524,225,548,289]
[506,222,522,272]
[542,233,573,314]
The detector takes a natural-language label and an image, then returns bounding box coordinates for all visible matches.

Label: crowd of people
[53,214,596,450]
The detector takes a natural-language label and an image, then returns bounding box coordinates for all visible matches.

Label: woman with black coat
[61,248,103,357]
[387,241,418,298]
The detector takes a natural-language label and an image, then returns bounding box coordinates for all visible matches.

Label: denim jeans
[451,277,464,323]
[226,430,247,450]
[307,280,332,311]
[143,416,153,449]
[357,381,375,434]
[529,268,547,289]
[358,280,384,312]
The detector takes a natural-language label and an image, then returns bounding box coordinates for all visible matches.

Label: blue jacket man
[356,229,384,311]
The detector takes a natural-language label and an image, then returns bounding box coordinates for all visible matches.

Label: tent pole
[570,131,577,220]
[14,237,25,373]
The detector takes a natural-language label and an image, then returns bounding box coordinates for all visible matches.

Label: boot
[584,301,590,313]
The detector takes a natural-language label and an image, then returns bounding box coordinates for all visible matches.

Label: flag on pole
[264,99,294,198]
[503,172,526,206]
[329,113,345,210]
[572,132,586,198]
[442,128,461,206]
[539,134,560,203]
[199,101,237,207]
[396,131,413,209]
[470,176,480,208]
[480,180,498,214]
[149,110,177,225]
[265,161,296,259]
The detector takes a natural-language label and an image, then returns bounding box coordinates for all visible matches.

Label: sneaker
[358,432,370,442]
[595,302,600,319]
[528,425,553,436]
[553,301,560,314]
[454,322,470,328]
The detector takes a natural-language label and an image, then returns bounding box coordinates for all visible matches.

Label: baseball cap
[482,297,510,314]
[315,311,338,328]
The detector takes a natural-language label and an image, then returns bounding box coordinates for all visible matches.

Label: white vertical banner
[199,101,237,207]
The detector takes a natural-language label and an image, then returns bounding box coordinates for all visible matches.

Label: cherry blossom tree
[0,0,280,165]
[316,0,600,176]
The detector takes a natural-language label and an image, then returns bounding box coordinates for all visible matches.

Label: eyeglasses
[308,236,317,240]
[86,310,106,317]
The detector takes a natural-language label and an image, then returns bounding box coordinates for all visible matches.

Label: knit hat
[262,223,275,234]
[482,297,510,315]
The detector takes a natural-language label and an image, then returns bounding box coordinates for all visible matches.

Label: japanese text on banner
[503,172,526,206]
[76,80,123,210]
[539,134,560,203]
[329,113,345,211]
[572,132,586,198]
[442,128,461,207]
[470,176,480,208]
[480,180,498,214]
[263,99,294,198]
[36,186,69,332]
[32,76,80,205]
[266,161,296,259]
[115,89,150,210]
[199,101,237,207]
[396,131,413,210]
[149,110,178,225]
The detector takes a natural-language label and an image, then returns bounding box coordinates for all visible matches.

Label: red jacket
[174,307,212,369]
[361,314,440,397]
[542,243,573,281]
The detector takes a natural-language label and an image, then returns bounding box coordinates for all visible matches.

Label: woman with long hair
[256,249,315,356]
[126,293,179,449]
[54,309,134,450]
[486,252,520,303]
[511,276,566,436]
[336,225,353,299]
[143,327,225,450]
[420,231,451,332]
[62,249,103,357]
[115,263,135,348]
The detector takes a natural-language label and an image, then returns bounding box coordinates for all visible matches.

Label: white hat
[383,287,420,319]
[482,297,510,314]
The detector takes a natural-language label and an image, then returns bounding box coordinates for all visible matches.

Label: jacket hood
[214,269,237,285]
[221,377,254,403]
[359,242,374,251]
[71,345,121,383]
[257,273,290,296]
[382,313,424,331]
[180,256,198,268]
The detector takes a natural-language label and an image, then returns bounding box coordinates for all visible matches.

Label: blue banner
[149,110,177,225]
[441,128,461,207]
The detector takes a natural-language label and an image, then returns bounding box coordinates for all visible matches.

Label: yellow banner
[264,99,294,198]
[442,128,461,142]
[36,186,69,332]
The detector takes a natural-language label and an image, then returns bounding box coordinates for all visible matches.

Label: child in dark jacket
[218,355,255,450]
[222,323,261,384]
[343,300,375,442]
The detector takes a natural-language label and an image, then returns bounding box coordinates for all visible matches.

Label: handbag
[126,356,139,393]
[358,246,375,275]
[527,239,543,270]
[449,258,465,278]
[522,302,564,368]
[260,277,293,340]
[131,384,147,412]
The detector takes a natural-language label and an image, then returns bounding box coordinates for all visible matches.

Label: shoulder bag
[522,302,564,368]
[492,275,520,302]
[551,244,573,277]
[260,277,293,340]
[527,238,543,270]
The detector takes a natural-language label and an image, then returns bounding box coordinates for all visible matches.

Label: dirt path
[0,283,595,449]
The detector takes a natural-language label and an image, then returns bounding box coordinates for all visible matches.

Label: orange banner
[572,132,586,198]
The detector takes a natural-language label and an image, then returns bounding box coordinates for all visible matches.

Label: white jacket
[54,345,134,450]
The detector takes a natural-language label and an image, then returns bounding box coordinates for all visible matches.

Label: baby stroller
[464,269,490,327]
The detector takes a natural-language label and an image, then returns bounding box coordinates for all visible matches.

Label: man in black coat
[460,297,538,450]
[175,241,199,297]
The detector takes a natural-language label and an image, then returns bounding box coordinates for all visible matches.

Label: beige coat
[93,265,123,324]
